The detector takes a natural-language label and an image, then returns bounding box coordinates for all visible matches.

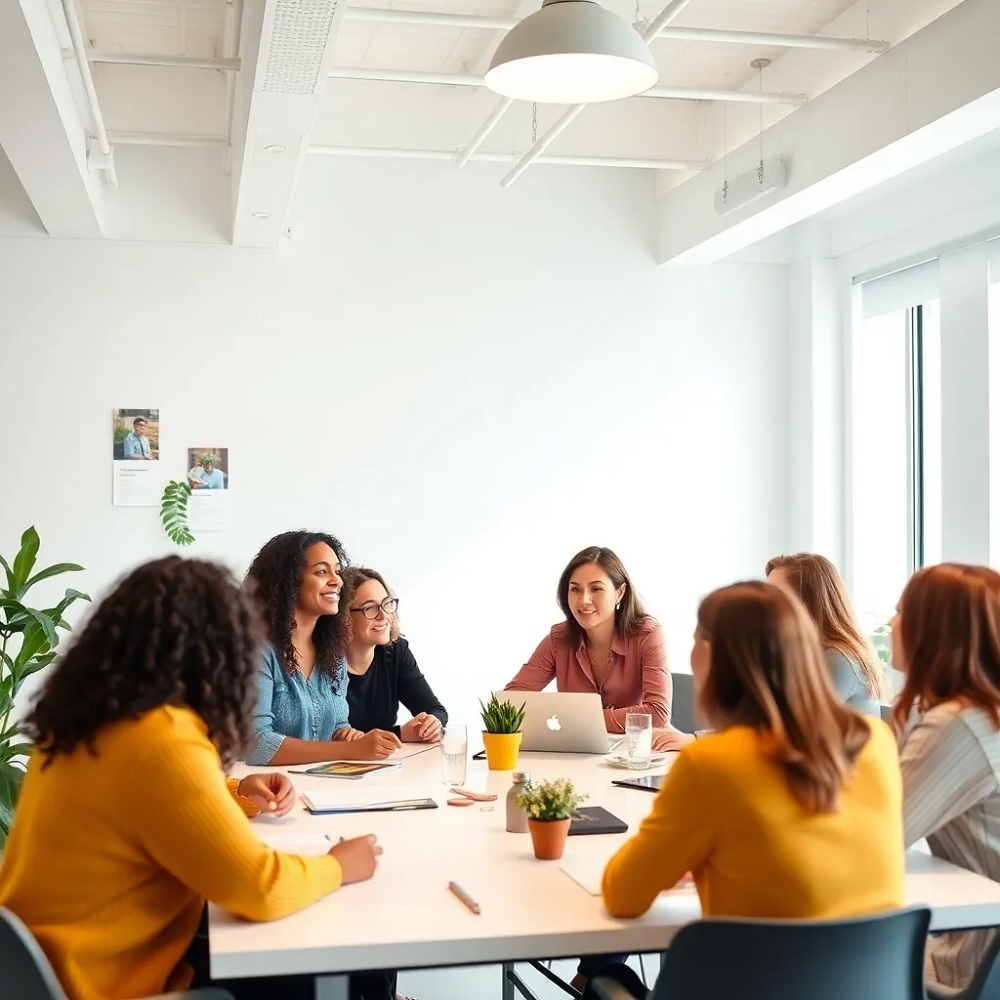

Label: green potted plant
[479,694,526,770]
[517,778,588,860]
[0,527,89,848]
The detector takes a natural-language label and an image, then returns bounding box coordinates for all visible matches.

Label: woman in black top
[343,567,448,741]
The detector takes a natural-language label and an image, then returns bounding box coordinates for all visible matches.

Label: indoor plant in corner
[0,527,89,848]
[517,778,588,861]
[479,694,526,771]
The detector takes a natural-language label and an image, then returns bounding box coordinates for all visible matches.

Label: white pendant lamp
[485,0,659,104]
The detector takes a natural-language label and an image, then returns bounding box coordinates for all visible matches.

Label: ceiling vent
[262,0,341,95]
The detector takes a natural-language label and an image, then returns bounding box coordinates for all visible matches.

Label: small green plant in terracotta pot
[479,694,526,770]
[517,778,588,860]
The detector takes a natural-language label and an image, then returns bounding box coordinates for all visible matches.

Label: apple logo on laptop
[546,715,562,732]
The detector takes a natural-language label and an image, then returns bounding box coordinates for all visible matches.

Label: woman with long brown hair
[505,545,671,731]
[602,581,903,930]
[893,564,1000,995]
[766,552,886,716]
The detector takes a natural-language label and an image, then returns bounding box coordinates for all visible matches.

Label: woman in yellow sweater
[0,556,382,1000]
[597,581,904,997]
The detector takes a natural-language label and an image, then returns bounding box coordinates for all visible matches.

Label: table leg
[502,962,515,1000]
[316,974,349,1000]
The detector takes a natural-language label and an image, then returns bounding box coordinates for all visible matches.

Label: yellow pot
[482,731,522,770]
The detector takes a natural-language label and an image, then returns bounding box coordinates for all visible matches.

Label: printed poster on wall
[187,446,232,531]
[112,408,161,506]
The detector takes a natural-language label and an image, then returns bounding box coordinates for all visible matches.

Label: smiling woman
[243,531,401,767]
[342,567,448,742]
[504,546,672,733]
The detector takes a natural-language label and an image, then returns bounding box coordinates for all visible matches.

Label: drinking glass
[441,724,468,786]
[625,713,653,770]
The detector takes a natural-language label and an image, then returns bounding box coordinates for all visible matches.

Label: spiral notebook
[301,793,438,815]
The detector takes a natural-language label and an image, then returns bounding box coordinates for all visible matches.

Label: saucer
[605,752,669,769]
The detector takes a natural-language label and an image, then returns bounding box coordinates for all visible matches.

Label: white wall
[0,155,789,998]
[0,156,788,722]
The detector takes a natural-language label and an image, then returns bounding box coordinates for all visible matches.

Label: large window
[852,266,941,631]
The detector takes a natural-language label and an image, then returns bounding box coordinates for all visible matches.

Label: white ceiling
[0,0,975,248]
[77,0,868,146]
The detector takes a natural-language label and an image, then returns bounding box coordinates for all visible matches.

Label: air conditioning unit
[714,156,787,215]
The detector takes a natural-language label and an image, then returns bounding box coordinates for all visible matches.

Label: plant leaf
[0,554,14,596]
[0,743,32,764]
[22,609,57,650]
[11,527,40,597]
[23,562,85,592]
[0,760,25,845]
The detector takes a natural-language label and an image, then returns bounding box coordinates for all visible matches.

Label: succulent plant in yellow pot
[479,694,526,770]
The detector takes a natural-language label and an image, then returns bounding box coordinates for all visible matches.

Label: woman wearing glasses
[343,567,448,742]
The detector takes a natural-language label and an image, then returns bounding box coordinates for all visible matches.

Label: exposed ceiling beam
[327,68,808,105]
[310,144,706,170]
[343,7,889,53]
[85,51,241,71]
[229,0,348,247]
[0,0,104,237]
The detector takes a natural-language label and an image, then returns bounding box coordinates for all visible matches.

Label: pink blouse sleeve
[505,632,557,692]
[604,625,671,732]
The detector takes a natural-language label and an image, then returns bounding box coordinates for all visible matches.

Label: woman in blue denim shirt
[243,530,409,1000]
[244,530,400,768]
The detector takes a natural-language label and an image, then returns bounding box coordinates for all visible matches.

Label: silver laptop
[495,691,612,754]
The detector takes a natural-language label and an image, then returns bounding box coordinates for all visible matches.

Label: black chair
[0,908,234,1000]
[927,929,1000,1000]
[590,906,931,1000]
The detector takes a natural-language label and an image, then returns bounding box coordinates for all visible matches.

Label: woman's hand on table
[400,713,442,743]
[652,727,695,753]
[329,834,383,883]
[238,772,297,817]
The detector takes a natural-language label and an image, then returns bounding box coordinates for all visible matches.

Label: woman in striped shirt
[893,563,1000,994]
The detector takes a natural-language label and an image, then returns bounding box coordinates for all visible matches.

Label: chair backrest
[0,908,66,1000]
[669,673,696,734]
[653,906,931,1000]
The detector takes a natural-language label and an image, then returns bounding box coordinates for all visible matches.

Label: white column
[939,244,991,563]
[785,256,845,562]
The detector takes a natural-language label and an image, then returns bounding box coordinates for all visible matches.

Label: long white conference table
[213,742,1000,999]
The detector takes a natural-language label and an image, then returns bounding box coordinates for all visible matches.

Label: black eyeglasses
[350,597,399,619]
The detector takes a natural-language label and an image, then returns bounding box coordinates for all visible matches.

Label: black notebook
[568,806,628,836]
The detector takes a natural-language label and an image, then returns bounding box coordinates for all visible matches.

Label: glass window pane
[990,281,1000,567]
[852,308,911,630]
[921,301,942,566]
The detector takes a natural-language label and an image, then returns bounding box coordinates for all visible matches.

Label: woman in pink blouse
[506,546,671,732]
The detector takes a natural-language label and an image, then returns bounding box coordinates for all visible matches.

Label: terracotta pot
[482,731,522,770]
[528,817,572,860]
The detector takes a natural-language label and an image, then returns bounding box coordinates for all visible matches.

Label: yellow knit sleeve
[226,777,262,819]
[127,719,342,921]
[602,749,713,918]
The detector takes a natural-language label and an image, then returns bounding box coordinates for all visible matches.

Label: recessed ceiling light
[251,212,272,220]
[264,144,287,153]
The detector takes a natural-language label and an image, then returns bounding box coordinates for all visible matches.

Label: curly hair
[27,557,265,767]
[342,566,402,643]
[244,530,351,680]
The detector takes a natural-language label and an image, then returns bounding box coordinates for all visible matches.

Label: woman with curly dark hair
[244,530,400,767]
[0,556,382,1000]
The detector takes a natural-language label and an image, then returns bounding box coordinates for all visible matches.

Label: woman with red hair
[893,563,1000,995]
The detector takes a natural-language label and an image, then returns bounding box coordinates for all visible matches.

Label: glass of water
[441,724,468,786]
[625,713,653,770]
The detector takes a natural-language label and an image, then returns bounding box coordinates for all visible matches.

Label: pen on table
[448,881,481,915]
